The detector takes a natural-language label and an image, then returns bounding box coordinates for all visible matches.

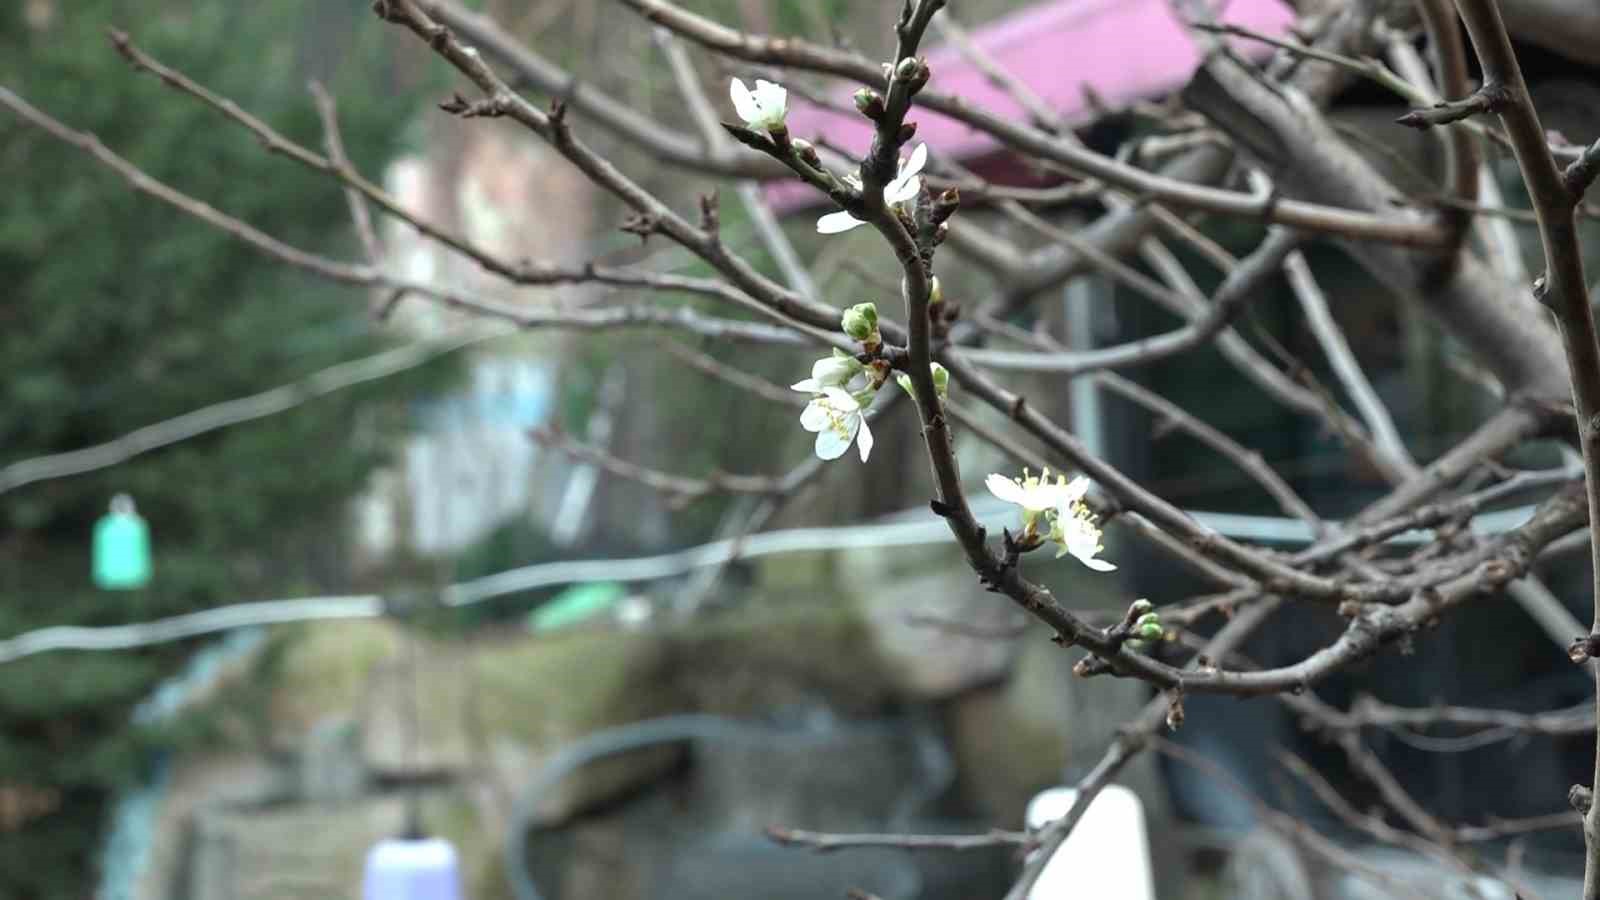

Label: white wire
[0,495,1548,664]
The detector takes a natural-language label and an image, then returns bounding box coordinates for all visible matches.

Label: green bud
[928,275,944,305]
[895,57,931,92]
[1134,612,1160,630]
[853,88,885,120]
[896,364,948,401]
[841,302,879,341]
[1136,621,1164,642]
[1128,598,1153,618]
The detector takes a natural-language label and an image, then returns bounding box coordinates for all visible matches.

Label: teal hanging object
[527,581,625,633]
[93,494,152,590]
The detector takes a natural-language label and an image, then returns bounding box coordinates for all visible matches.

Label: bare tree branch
[1440,3,1600,891]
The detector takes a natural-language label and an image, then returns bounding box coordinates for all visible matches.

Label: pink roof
[768,0,1294,210]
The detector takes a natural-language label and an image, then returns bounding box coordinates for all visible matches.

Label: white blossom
[729,78,788,132]
[791,351,866,394]
[816,143,928,234]
[800,387,874,462]
[986,467,1067,534]
[1051,476,1116,572]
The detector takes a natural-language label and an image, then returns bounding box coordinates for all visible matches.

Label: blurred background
[4,0,1600,898]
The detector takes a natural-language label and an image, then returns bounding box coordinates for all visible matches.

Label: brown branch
[1282,246,1414,468]
[419,0,786,178]
[1095,373,1322,529]
[531,424,791,505]
[1565,138,1600,199]
[1413,0,1482,256]
[1186,48,1572,408]
[957,229,1300,375]
[1334,695,1595,740]
[1133,234,1410,482]
[931,10,1061,134]
[982,147,1235,314]
[1273,746,1537,899]
[1152,738,1437,900]
[661,340,805,406]
[1444,3,1600,894]
[0,79,827,342]
[1289,468,1577,567]
[943,392,1251,590]
[110,28,816,330]
[372,0,901,350]
[307,81,384,266]
[619,0,1451,246]
[1396,82,1513,128]
[1276,749,1469,866]
[1003,601,1282,900]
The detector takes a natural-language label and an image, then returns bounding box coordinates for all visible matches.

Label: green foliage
[0,2,453,895]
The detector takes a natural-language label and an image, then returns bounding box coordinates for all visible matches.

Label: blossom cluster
[790,302,947,463]
[732,74,1108,577]
[986,469,1115,572]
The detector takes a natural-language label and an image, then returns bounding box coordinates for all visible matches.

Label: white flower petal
[885,174,921,205]
[814,428,851,460]
[730,78,759,124]
[856,417,874,461]
[754,79,787,118]
[817,210,865,234]
[1078,556,1117,572]
[821,386,859,410]
[901,143,928,180]
[800,400,831,432]
[813,356,855,384]
[1061,475,1090,504]
[986,473,1027,505]
[791,378,822,393]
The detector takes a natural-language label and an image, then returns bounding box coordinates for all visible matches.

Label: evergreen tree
[0,3,452,895]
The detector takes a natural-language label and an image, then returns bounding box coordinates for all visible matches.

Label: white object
[1024,785,1155,899]
[362,837,463,900]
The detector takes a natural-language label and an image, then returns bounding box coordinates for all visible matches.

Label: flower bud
[928,275,943,305]
[1135,614,1163,642]
[895,57,931,92]
[791,137,821,169]
[841,302,879,341]
[853,88,885,121]
[895,363,949,401]
[897,121,918,144]
[1128,599,1154,618]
